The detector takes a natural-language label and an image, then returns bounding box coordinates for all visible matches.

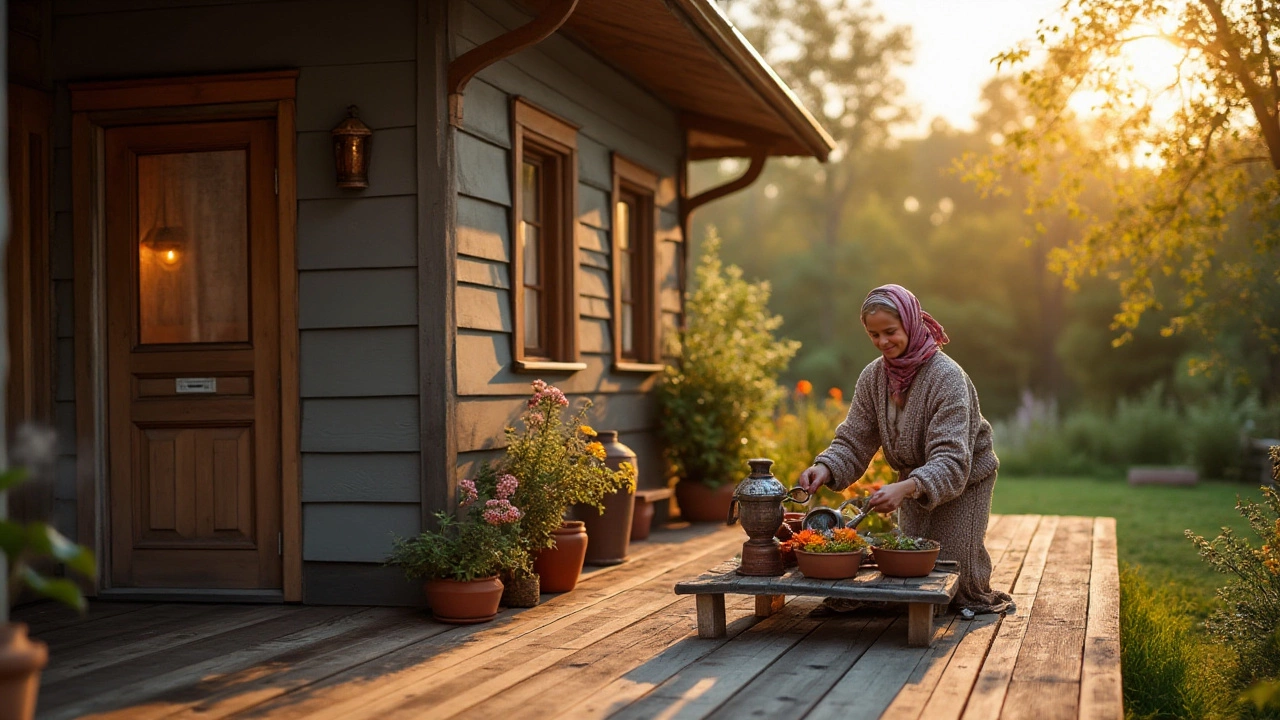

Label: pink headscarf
[862,284,949,405]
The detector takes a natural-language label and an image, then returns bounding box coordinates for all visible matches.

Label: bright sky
[874,0,1062,137]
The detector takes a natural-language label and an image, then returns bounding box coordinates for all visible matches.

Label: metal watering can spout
[799,496,876,534]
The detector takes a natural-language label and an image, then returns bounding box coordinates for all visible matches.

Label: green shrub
[1120,565,1235,719]
[1114,385,1187,467]
[657,232,799,487]
[1186,395,1247,481]
[1187,486,1280,684]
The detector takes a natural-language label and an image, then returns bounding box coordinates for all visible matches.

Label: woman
[797,284,1013,616]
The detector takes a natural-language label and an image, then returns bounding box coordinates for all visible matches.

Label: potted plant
[869,533,941,578]
[386,463,524,624]
[501,381,633,594]
[657,233,798,521]
[574,430,638,566]
[788,527,867,579]
[0,463,97,720]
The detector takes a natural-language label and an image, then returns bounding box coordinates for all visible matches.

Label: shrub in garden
[657,232,799,487]
[1186,481,1280,686]
[1113,385,1186,466]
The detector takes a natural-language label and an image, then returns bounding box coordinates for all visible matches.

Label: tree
[722,0,914,345]
[965,0,1280,389]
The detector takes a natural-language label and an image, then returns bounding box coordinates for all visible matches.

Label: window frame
[510,98,583,372]
[610,154,663,372]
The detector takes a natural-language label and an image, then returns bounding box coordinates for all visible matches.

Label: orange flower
[832,527,859,544]
[792,529,823,547]
[828,387,843,403]
[796,380,813,396]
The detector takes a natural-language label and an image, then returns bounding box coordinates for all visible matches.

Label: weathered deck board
[18,515,1123,720]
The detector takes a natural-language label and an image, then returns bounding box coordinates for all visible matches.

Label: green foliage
[869,532,937,551]
[0,467,97,612]
[657,233,799,487]
[1119,565,1235,720]
[968,0,1280,379]
[1113,385,1185,466]
[1187,485,1280,684]
[500,381,633,576]
[386,463,524,582]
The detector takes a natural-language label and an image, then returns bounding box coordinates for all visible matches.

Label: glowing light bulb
[165,250,176,262]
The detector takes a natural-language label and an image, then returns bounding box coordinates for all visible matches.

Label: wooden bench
[675,558,959,647]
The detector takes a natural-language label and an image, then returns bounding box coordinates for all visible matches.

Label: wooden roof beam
[447,0,578,127]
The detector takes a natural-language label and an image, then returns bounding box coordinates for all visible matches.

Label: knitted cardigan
[815,352,998,509]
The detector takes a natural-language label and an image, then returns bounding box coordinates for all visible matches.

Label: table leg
[755,594,785,617]
[907,602,934,647]
[695,594,727,638]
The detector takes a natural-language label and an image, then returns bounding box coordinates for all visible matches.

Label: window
[511,99,582,371]
[611,154,661,370]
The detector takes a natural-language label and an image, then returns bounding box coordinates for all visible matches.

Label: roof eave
[670,0,836,161]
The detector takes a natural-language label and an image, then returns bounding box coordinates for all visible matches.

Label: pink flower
[483,498,523,525]
[458,479,478,507]
[528,380,570,408]
[497,474,519,500]
[526,411,545,428]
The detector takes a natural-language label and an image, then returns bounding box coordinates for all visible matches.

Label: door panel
[106,119,281,591]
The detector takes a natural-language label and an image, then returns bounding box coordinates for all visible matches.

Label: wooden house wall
[48,0,426,604]
[452,0,685,492]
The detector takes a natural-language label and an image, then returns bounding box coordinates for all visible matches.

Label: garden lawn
[991,475,1267,609]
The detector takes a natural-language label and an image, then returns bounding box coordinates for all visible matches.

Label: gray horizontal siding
[302,397,418,453]
[297,61,416,132]
[302,502,420,563]
[457,196,508,262]
[456,392,656,453]
[580,318,610,354]
[456,285,510,333]
[300,327,418,397]
[578,185,610,231]
[456,256,509,289]
[298,196,417,270]
[455,131,509,205]
[455,449,505,482]
[459,79,511,149]
[303,562,422,606]
[302,453,420,503]
[455,330,659,396]
[53,0,416,78]
[298,269,417,329]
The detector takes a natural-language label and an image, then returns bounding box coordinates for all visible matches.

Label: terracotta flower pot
[534,521,589,593]
[425,576,504,624]
[675,479,735,523]
[500,572,540,608]
[871,544,940,578]
[0,624,46,720]
[577,486,635,566]
[794,549,864,580]
[630,498,656,541]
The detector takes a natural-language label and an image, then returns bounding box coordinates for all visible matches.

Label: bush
[657,232,799,487]
[1187,485,1280,685]
[1186,394,1248,481]
[1120,565,1235,719]
[1113,385,1187,467]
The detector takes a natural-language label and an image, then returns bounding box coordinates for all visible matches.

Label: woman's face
[864,310,907,359]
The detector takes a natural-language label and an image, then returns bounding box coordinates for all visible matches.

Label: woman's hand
[797,464,831,494]
[867,479,917,513]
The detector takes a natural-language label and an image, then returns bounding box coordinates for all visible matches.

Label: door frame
[69,71,302,601]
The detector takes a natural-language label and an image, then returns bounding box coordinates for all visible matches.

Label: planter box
[1127,466,1198,487]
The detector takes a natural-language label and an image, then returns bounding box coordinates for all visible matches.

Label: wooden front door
[105,119,281,590]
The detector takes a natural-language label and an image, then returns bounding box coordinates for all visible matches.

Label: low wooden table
[675,558,960,647]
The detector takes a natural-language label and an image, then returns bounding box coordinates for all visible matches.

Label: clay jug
[578,431,637,566]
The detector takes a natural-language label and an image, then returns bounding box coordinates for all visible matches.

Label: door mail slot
[175,377,217,394]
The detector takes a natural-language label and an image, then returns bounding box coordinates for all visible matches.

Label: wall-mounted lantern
[332,105,372,189]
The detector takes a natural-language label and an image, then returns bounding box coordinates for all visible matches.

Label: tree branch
[1199,0,1280,170]
[1254,0,1279,109]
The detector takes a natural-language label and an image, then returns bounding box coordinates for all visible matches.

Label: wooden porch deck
[19,514,1120,720]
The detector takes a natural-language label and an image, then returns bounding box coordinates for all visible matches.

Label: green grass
[991,475,1267,609]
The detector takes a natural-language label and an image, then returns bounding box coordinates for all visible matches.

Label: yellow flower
[586,442,606,460]
[579,425,597,437]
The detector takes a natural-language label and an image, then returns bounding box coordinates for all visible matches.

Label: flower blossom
[483,498,523,525]
[796,380,813,396]
[828,387,843,403]
[579,425,597,437]
[458,478,478,507]
[586,441,606,460]
[528,380,569,408]
[526,411,545,428]
[496,474,519,500]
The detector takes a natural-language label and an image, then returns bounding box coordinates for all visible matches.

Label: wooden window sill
[613,361,665,374]
[513,360,588,374]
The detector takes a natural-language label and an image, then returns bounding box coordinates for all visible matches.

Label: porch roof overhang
[518,0,836,161]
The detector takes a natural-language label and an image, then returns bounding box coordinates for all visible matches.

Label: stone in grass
[1127,466,1198,487]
